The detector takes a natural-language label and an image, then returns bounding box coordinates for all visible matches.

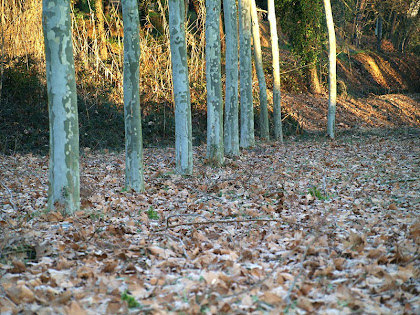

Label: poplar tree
[239,0,255,148]
[122,0,144,191]
[43,0,80,215]
[268,0,283,141]
[168,0,193,174]
[223,0,240,157]
[206,0,224,164]
[323,0,337,139]
[250,0,269,140]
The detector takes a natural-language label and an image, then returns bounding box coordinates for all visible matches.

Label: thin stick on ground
[164,217,296,230]
[1,182,17,212]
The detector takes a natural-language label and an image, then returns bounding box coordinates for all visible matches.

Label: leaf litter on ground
[0,129,419,314]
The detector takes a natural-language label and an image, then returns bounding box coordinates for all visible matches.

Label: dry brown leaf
[261,291,283,305]
[102,260,118,273]
[298,296,314,312]
[66,301,87,315]
[11,259,26,273]
[6,284,36,304]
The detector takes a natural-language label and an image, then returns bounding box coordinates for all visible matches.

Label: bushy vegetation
[1,0,419,154]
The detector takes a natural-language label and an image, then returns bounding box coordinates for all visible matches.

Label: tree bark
[323,0,337,139]
[223,0,240,156]
[353,0,366,48]
[43,0,80,214]
[376,14,383,52]
[96,0,108,60]
[250,0,269,141]
[239,0,254,148]
[206,0,224,165]
[122,0,144,192]
[308,65,322,94]
[168,0,193,174]
[267,0,283,141]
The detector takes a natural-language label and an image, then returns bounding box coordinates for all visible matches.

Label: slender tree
[122,0,144,192]
[376,14,383,52]
[276,0,323,94]
[95,0,108,60]
[268,0,283,141]
[168,0,193,174]
[353,0,367,48]
[43,0,80,214]
[239,0,255,148]
[206,0,224,165]
[250,0,269,141]
[323,0,337,139]
[223,0,240,156]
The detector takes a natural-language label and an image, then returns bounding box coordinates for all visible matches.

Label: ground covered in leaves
[1,129,419,314]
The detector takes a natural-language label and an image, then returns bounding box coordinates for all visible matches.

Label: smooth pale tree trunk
[122,0,144,192]
[168,0,193,174]
[267,0,283,141]
[323,0,337,139]
[239,0,254,148]
[206,0,224,165]
[250,0,269,141]
[223,0,239,156]
[43,0,80,214]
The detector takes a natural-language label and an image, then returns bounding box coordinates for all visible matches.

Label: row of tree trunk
[42,0,337,215]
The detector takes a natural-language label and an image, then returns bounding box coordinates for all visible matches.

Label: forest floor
[1,126,419,314]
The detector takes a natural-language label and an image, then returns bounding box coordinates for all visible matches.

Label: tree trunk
[95,0,108,60]
[96,0,108,60]
[353,0,366,48]
[239,0,254,148]
[389,11,398,41]
[399,0,420,53]
[168,0,193,174]
[308,65,322,94]
[43,0,80,215]
[267,0,282,141]
[250,0,269,141]
[206,0,224,165]
[223,0,240,156]
[376,14,383,52]
[323,0,337,139]
[122,0,144,192]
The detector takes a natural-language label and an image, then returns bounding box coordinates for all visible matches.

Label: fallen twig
[165,217,291,230]
[1,182,17,212]
[382,178,418,184]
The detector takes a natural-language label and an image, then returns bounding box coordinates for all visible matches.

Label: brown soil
[281,93,420,133]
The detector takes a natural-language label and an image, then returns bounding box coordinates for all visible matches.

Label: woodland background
[0,0,419,314]
[1,0,419,154]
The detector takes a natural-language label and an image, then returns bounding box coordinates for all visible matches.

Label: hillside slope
[258,21,420,134]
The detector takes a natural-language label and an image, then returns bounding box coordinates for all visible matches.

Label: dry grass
[1,0,44,61]
[1,0,208,107]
